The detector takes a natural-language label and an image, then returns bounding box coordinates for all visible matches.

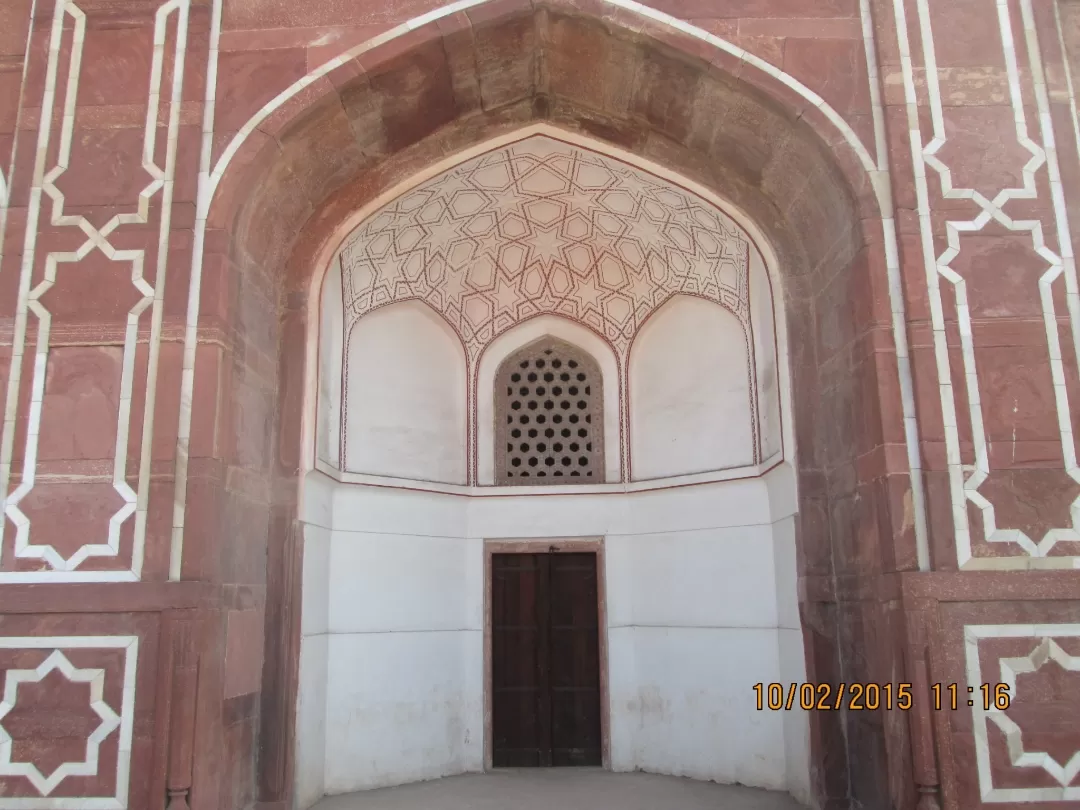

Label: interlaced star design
[340,135,750,363]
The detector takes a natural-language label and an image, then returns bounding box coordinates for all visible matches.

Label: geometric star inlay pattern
[966,624,1080,803]
[339,135,750,363]
[0,650,120,797]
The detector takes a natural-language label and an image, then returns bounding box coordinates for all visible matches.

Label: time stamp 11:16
[752,682,1012,712]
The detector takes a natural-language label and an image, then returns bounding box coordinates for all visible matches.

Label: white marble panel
[317,260,343,470]
[302,524,331,637]
[333,484,468,538]
[777,627,811,805]
[763,462,799,522]
[620,478,773,535]
[323,630,483,794]
[344,300,468,484]
[750,247,782,462]
[295,634,329,810]
[630,295,754,479]
[605,526,778,629]
[327,532,481,633]
[604,625,639,774]
[467,492,628,539]
[300,470,335,530]
[606,626,787,790]
[771,516,800,631]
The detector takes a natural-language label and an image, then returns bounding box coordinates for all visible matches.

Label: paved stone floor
[312,769,807,810]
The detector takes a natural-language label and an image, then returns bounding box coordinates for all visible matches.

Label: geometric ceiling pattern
[339,135,750,362]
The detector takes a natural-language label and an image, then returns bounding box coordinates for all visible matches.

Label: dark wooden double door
[491,552,602,767]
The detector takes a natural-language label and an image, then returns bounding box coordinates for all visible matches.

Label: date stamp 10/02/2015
[752,682,1012,712]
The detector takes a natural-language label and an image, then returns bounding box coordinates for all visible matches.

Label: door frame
[483,536,610,771]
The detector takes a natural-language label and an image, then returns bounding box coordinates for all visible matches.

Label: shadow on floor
[312,769,807,809]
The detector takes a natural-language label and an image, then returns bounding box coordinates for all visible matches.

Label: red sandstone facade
[1,0,1080,808]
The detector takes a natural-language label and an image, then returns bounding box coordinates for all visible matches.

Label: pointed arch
[170,5,926,802]
[477,314,622,485]
[493,336,605,485]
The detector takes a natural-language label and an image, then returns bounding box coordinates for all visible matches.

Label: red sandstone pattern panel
[0,635,139,808]
[0,0,193,583]
[891,0,1080,569]
[964,623,1080,803]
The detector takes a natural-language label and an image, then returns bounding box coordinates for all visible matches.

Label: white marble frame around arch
[304,124,797,497]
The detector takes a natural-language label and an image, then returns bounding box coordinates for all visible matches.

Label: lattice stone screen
[495,339,604,485]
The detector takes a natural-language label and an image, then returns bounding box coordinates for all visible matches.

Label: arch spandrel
[337,134,752,364]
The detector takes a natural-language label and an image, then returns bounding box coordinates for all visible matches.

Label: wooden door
[491,552,601,767]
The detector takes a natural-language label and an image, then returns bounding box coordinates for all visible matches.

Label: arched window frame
[494,338,605,486]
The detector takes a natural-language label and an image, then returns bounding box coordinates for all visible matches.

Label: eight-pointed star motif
[0,650,121,797]
[989,638,1080,788]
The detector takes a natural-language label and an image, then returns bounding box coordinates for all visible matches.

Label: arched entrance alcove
[303,128,801,802]
[189,3,909,809]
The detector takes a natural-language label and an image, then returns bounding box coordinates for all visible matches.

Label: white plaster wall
[343,300,468,483]
[324,630,483,793]
[607,625,786,785]
[295,472,334,809]
[750,247,783,462]
[772,514,811,806]
[604,525,787,789]
[297,466,808,805]
[297,632,329,809]
[321,485,483,797]
[603,465,806,791]
[761,464,810,804]
[317,261,343,469]
[629,295,755,480]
